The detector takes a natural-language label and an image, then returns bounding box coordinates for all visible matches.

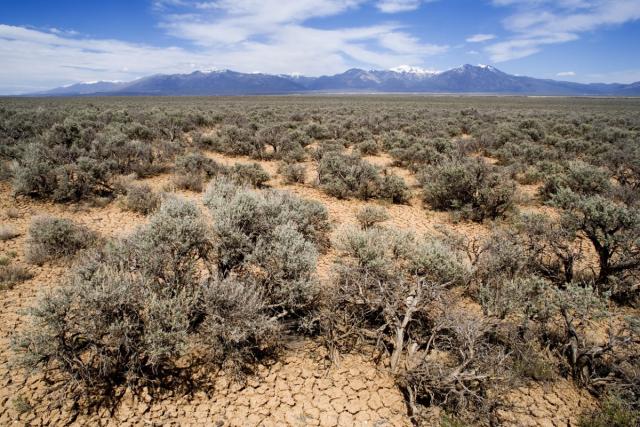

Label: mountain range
[29,65,640,97]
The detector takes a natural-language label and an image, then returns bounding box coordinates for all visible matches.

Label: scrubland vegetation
[1,96,639,425]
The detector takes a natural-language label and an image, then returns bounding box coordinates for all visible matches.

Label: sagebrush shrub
[318,152,379,199]
[356,205,389,229]
[0,225,20,241]
[317,152,408,203]
[0,263,33,290]
[278,162,306,184]
[121,183,161,215]
[228,162,270,188]
[11,121,170,202]
[212,125,259,156]
[540,161,612,201]
[357,140,379,155]
[175,152,226,178]
[199,277,282,373]
[579,395,640,427]
[380,173,411,204]
[256,126,307,161]
[399,310,513,423]
[386,135,454,172]
[325,226,469,363]
[25,216,96,264]
[173,173,206,192]
[16,198,282,396]
[552,189,640,298]
[204,178,329,316]
[173,152,226,191]
[420,157,515,221]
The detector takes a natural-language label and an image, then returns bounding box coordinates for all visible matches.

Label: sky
[1,0,640,94]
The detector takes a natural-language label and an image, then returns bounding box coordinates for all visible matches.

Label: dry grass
[0,224,20,241]
[0,263,34,290]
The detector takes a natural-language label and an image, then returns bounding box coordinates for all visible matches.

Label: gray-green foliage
[326,226,470,367]
[553,189,640,295]
[256,125,308,161]
[474,222,630,390]
[355,205,389,229]
[0,263,33,290]
[11,121,170,202]
[420,157,515,221]
[16,198,280,396]
[173,152,226,191]
[122,183,161,215]
[25,216,96,264]
[540,160,612,201]
[317,152,410,203]
[204,178,329,315]
[228,162,270,188]
[579,395,640,427]
[0,225,20,241]
[278,162,306,184]
[173,152,269,191]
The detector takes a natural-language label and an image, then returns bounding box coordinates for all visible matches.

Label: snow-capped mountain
[389,65,439,75]
[28,65,640,96]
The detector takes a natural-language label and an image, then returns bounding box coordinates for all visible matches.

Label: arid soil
[0,149,597,426]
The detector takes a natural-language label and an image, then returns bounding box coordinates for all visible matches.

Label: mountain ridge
[28,65,640,96]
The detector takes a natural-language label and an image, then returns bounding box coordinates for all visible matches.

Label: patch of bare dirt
[498,379,596,427]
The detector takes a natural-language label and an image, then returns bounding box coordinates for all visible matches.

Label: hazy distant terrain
[30,65,640,97]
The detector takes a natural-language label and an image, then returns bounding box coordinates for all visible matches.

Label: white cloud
[376,0,421,13]
[0,0,448,93]
[466,33,496,43]
[485,32,577,62]
[486,0,640,62]
[0,24,220,94]
[556,71,576,76]
[158,0,447,73]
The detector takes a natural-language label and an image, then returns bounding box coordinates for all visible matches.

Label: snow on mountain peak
[390,65,439,75]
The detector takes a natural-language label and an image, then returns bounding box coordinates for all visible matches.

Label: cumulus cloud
[466,33,496,43]
[557,71,576,76]
[486,0,640,62]
[0,24,218,94]
[0,0,447,94]
[158,0,447,73]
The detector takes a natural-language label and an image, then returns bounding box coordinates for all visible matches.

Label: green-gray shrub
[15,198,281,397]
[317,152,409,203]
[540,161,612,201]
[122,183,161,215]
[0,263,34,290]
[0,225,20,241]
[228,162,270,188]
[204,179,329,315]
[355,205,389,229]
[25,216,96,264]
[420,157,515,221]
[278,162,306,184]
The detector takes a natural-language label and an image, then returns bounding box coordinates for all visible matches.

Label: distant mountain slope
[34,80,129,96]
[120,70,305,95]
[29,65,640,96]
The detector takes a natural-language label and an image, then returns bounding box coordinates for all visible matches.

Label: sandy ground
[0,149,597,426]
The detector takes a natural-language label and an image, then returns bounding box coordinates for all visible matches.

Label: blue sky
[1,0,640,94]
